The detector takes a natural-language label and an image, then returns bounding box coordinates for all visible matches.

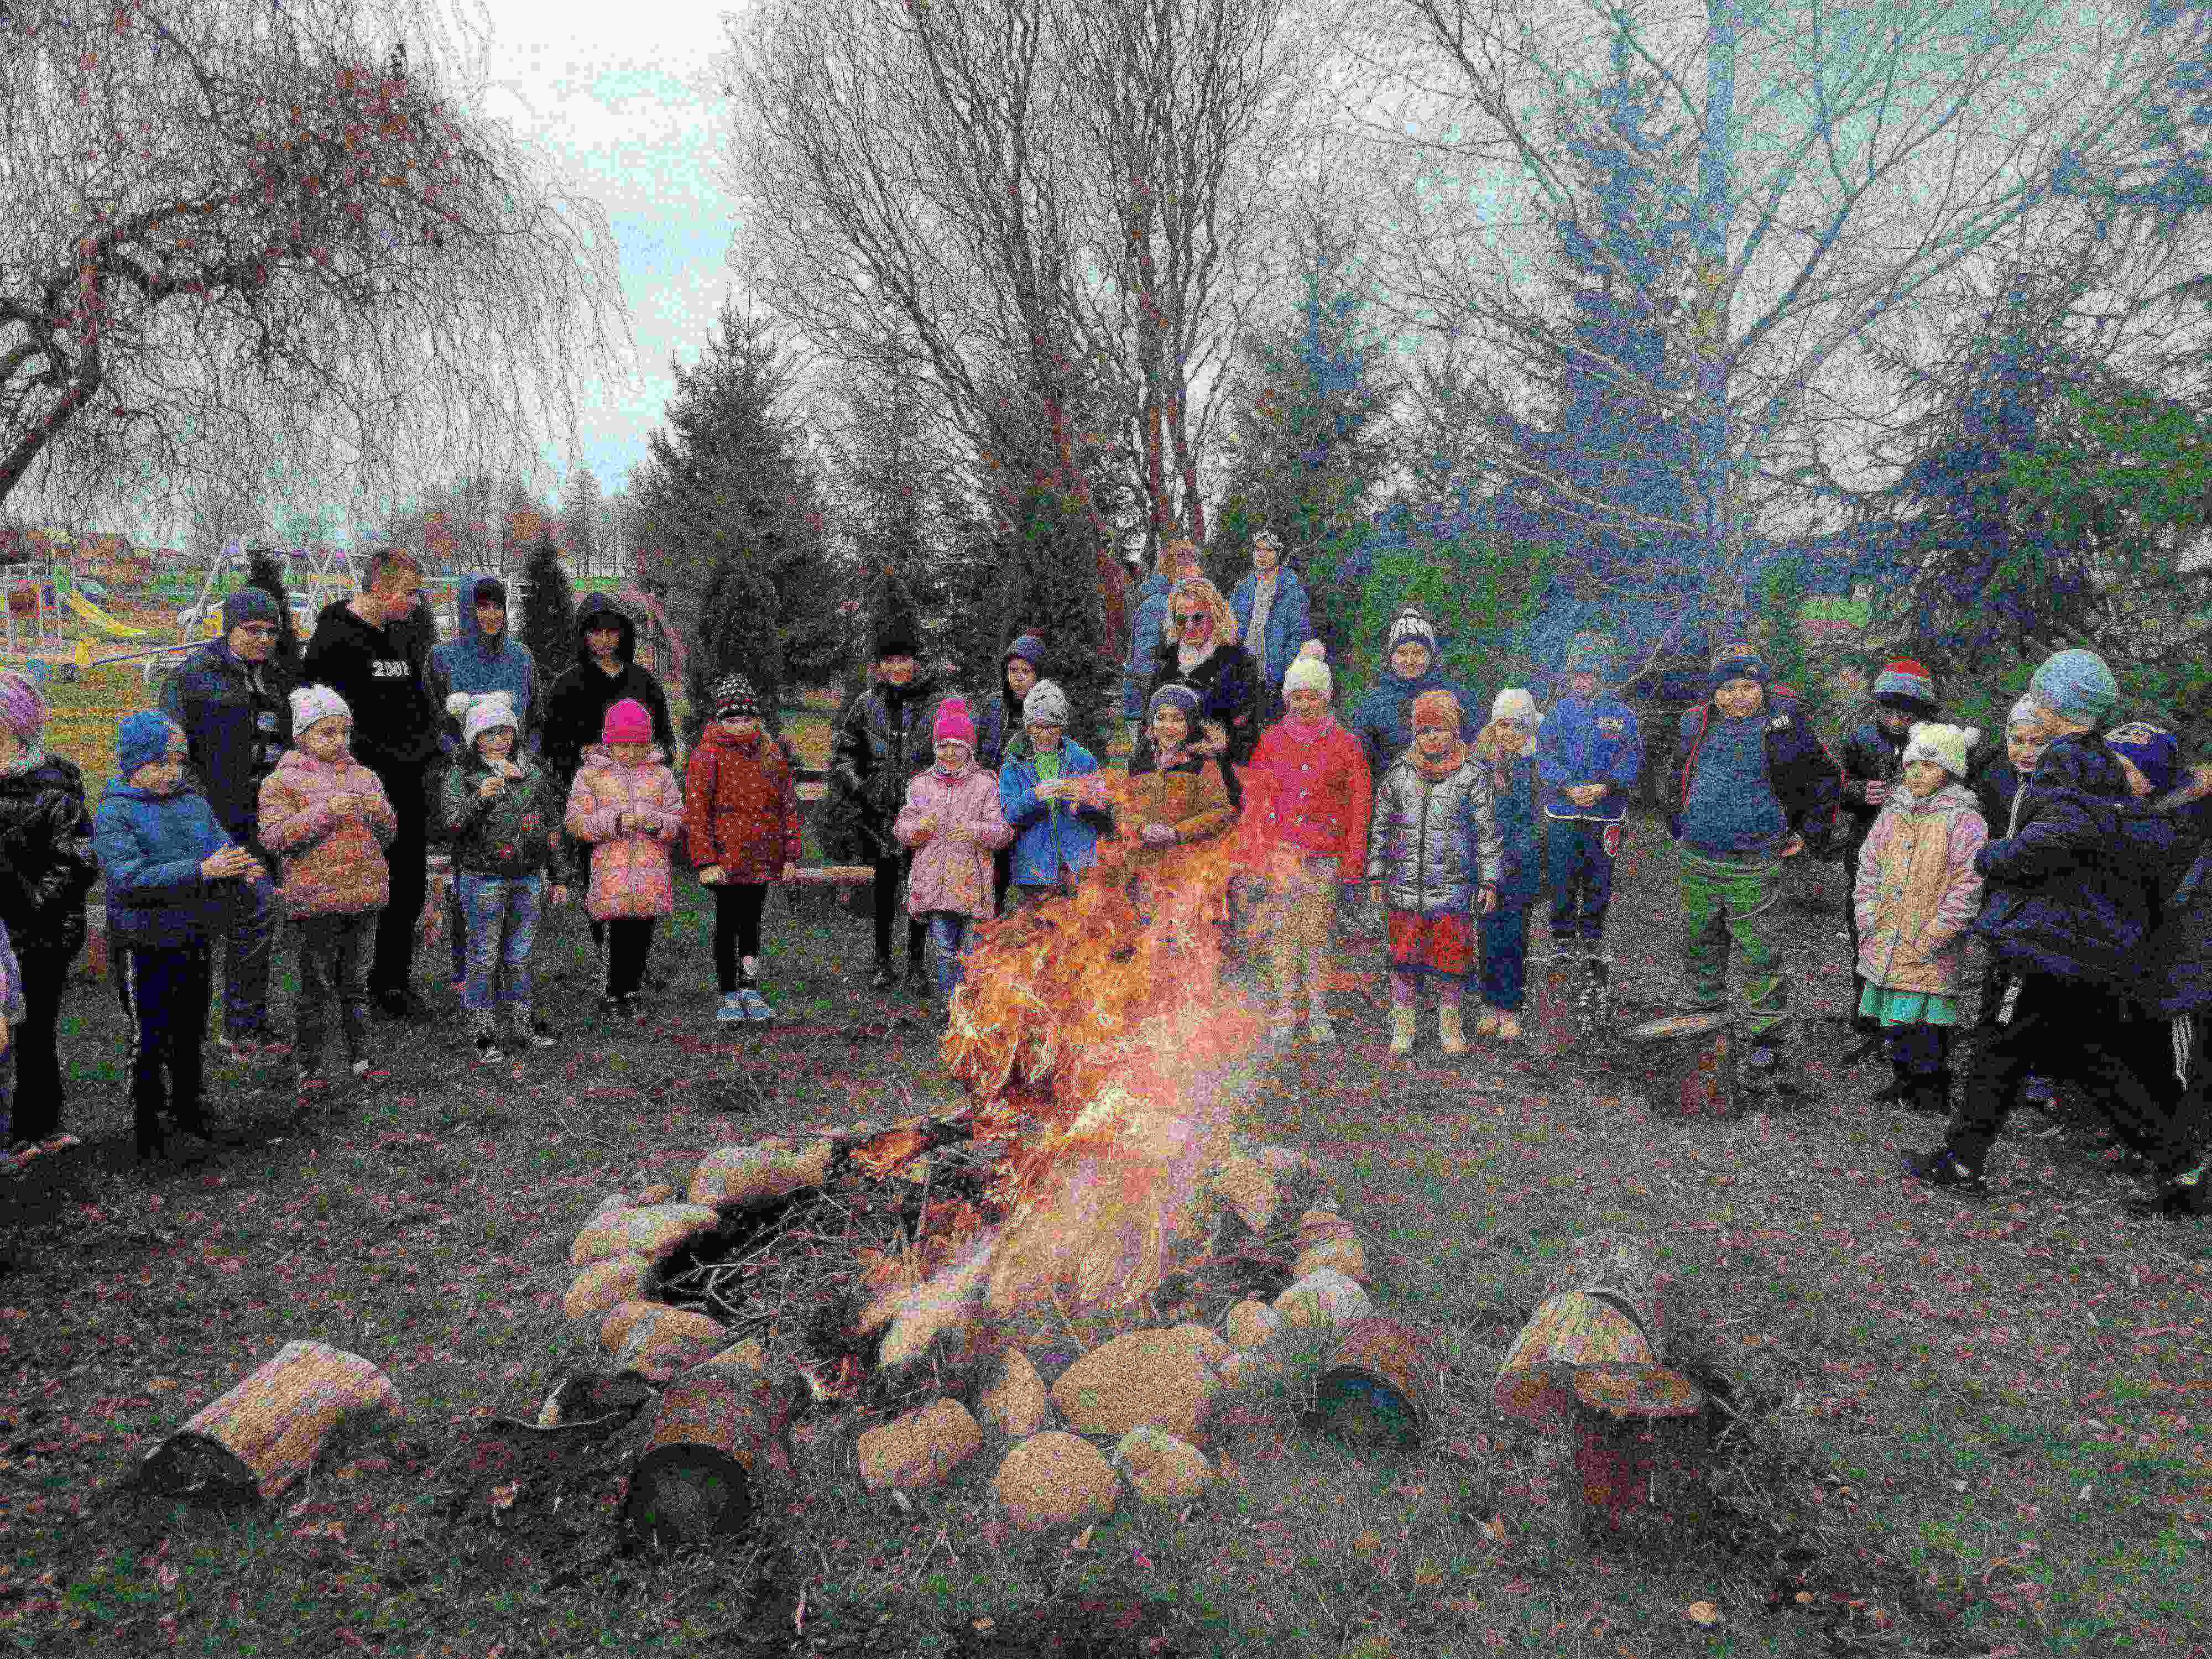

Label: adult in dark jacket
[0,671,98,1147]
[1345,606,1477,790]
[160,585,291,1049]
[427,573,542,989]
[826,613,944,988]
[1121,538,1197,742]
[1229,531,1321,726]
[302,548,440,1018]
[1838,659,1940,1034]
[1904,651,2204,1213]
[974,633,1046,914]
[1133,576,1262,799]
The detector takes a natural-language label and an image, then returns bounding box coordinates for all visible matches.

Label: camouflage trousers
[1677,843,1788,1041]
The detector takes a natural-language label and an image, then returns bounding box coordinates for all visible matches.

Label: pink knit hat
[601,698,652,745]
[933,697,975,747]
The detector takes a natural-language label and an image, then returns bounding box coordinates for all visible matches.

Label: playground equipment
[63,587,157,640]
[2,561,64,659]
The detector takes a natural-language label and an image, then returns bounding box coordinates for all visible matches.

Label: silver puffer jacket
[1365,757,1504,915]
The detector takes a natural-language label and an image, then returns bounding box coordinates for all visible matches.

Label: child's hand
[1140,823,1176,847]
[0,1014,9,1053]
[1478,883,1498,915]
[1781,833,1806,858]
[1863,780,1890,805]
[200,846,254,880]
[698,864,726,886]
[1567,783,1606,806]
[550,884,570,908]
[478,776,505,799]
[780,861,799,882]
[614,810,634,835]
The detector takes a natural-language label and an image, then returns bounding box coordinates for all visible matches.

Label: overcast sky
[474,1,743,507]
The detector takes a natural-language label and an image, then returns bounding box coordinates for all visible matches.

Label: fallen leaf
[489,1481,518,1512]
[972,1618,995,1634]
[1477,1514,1506,1543]
[148,1377,179,1392]
[1070,1524,1095,1552]
[1685,1600,1721,1626]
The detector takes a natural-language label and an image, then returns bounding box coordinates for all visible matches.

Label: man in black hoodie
[542,594,676,946]
[302,547,441,1018]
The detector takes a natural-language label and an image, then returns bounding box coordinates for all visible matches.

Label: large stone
[1273,1268,1372,1331]
[1295,1208,1354,1248]
[707,1338,768,1373]
[635,1182,675,1206]
[1112,1426,1214,1504]
[687,1139,834,1208]
[857,1399,982,1493]
[570,1203,722,1268]
[564,1254,656,1322]
[1224,1300,1281,1349]
[598,1301,728,1381]
[975,1351,1053,1439]
[1050,1324,1229,1441]
[1209,1154,1279,1234]
[990,1432,1119,1532]
[1291,1233,1368,1284]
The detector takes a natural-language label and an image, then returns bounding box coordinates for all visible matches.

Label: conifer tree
[515,530,578,685]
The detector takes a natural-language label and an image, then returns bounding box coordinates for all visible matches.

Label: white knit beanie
[1022,680,1071,728]
[1282,655,1332,700]
[1902,722,1977,781]
[290,684,349,736]
[1491,688,1537,723]
[457,691,519,750]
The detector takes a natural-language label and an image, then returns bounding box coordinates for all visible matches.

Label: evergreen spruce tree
[516,530,577,685]
[242,546,302,675]
[1212,222,1397,664]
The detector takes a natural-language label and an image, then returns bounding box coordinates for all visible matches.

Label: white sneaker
[474,1032,505,1066]
[716,992,746,1024]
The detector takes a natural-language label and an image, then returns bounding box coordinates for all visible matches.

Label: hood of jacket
[1896,780,1979,820]
[455,573,517,660]
[575,593,637,665]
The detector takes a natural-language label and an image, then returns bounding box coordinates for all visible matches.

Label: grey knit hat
[1022,680,1071,727]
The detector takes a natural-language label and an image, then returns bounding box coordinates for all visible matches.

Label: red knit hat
[933,697,976,747]
[602,698,652,744]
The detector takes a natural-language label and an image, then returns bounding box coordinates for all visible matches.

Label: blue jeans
[1479,904,1531,1013]
[925,912,972,1000]
[457,873,542,1018]
[1546,818,1617,945]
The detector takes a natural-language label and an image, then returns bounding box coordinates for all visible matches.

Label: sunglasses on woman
[1173,611,1208,624]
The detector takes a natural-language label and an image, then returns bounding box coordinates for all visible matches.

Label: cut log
[1566,1361,1709,1531]
[620,1362,796,1553]
[1493,1233,1668,1427]
[784,865,876,886]
[138,1342,400,1503]
[1532,957,1578,1059]
[1627,1011,1737,1119]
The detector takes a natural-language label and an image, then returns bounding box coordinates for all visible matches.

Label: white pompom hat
[1902,722,1978,780]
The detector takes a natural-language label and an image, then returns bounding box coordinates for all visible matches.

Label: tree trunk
[137,1342,400,1503]
[1626,1009,1738,1119]
[1493,1233,1667,1427]
[620,1361,797,1553]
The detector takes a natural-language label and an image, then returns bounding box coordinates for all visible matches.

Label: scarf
[1410,734,1468,783]
[932,757,973,784]
[1176,638,1218,676]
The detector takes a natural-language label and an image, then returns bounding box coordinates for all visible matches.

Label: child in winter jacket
[893,700,1013,1002]
[93,712,267,1160]
[685,674,801,1024]
[1246,656,1371,1047]
[1851,723,1987,1119]
[1839,660,1943,1032]
[1117,683,1236,966]
[258,687,398,1088]
[0,669,97,1154]
[1473,689,1543,1041]
[1903,650,2204,1211]
[999,680,1111,909]
[1671,643,1841,1086]
[1365,688,1500,1057]
[565,698,683,1018]
[0,920,28,1176]
[444,691,568,1062]
[1536,633,1642,978]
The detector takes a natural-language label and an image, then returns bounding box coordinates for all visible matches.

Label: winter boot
[1475,1008,1501,1039]
[1871,1061,1914,1105]
[2157,1157,2211,1219]
[1389,1005,1416,1057]
[1439,1002,1469,1056]
[1900,1141,1985,1194]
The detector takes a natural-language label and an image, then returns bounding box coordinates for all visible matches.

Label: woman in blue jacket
[998,681,1111,908]
[1230,532,1319,726]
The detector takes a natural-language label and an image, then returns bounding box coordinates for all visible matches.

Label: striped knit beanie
[1872,659,1938,717]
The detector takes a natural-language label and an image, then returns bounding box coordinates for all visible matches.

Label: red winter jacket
[684,727,800,884]
[1242,715,1372,881]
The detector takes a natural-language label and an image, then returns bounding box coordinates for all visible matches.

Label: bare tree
[0,0,627,528]
[1342,0,2205,620]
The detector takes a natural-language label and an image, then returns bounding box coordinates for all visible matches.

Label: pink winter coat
[893,765,1014,920]
[1852,781,1988,997]
[256,747,399,917]
[565,746,684,921]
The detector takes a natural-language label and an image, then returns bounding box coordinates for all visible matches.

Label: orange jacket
[684,728,800,883]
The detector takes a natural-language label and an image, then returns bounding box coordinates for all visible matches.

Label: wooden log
[1566,1362,1709,1531]
[1492,1233,1668,1427]
[1626,1011,1737,1119]
[620,1361,797,1553]
[784,865,876,886]
[137,1341,400,1503]
[1532,956,1579,1059]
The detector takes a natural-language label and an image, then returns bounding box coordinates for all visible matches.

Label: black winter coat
[159,639,295,841]
[1838,712,1910,847]
[824,673,946,862]
[2126,766,2212,1015]
[541,595,676,790]
[1970,733,2177,984]
[1968,749,2025,841]
[0,753,98,962]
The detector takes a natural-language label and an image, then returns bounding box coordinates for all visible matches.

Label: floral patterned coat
[565,747,684,921]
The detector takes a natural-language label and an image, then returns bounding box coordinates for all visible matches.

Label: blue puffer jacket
[1970,733,2177,984]
[1347,664,1478,786]
[429,573,541,758]
[1491,751,1543,908]
[92,782,235,949]
[1536,692,1642,823]
[1123,573,1176,719]
[1230,568,1316,705]
[999,734,1110,886]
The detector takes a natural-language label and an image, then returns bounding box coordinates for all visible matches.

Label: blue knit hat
[1004,634,1047,672]
[2107,723,2179,794]
[1708,640,1765,691]
[2027,648,2118,728]
[221,586,282,632]
[117,711,180,779]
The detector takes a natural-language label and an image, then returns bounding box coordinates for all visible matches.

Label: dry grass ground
[2,820,2210,1657]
